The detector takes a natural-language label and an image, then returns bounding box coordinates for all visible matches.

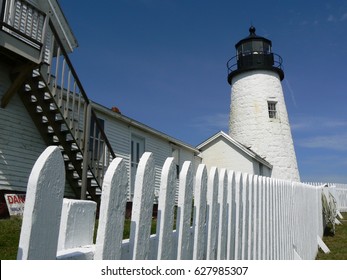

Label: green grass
[0,216,22,260]
[1,216,157,260]
[316,212,347,260]
[2,213,347,260]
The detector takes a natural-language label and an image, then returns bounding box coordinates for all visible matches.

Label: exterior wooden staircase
[0,0,116,201]
[18,73,98,200]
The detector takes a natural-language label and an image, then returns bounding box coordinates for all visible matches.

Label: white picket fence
[16,146,346,260]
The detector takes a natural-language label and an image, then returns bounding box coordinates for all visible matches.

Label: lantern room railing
[227,52,284,84]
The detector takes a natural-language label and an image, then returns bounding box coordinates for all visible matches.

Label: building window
[268,101,277,119]
[172,146,180,179]
[130,135,145,198]
[89,117,105,158]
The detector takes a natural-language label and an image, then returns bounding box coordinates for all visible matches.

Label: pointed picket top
[129,152,155,260]
[156,157,177,260]
[17,146,65,260]
[176,161,194,260]
[95,157,128,260]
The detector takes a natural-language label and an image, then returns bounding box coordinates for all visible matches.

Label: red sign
[5,194,26,216]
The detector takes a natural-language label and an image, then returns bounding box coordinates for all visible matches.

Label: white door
[130,135,145,199]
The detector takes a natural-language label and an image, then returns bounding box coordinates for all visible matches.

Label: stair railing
[43,19,116,199]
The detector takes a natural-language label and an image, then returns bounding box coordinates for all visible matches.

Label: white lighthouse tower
[227,26,300,181]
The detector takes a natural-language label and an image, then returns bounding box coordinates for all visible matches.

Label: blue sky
[59,0,347,183]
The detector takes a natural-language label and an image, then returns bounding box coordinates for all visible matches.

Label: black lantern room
[227,26,284,84]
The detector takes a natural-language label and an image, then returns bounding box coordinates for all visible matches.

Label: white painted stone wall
[229,70,300,181]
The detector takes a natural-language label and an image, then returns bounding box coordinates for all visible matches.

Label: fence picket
[217,168,228,260]
[17,146,65,260]
[241,173,249,260]
[247,174,253,259]
[234,172,242,260]
[255,176,264,260]
[129,152,155,260]
[176,161,194,260]
[206,167,219,260]
[156,157,177,260]
[15,148,347,260]
[192,164,208,260]
[95,158,128,260]
[264,178,271,260]
[226,170,236,259]
[249,175,259,260]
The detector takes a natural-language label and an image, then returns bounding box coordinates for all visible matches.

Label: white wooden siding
[199,137,272,176]
[0,62,74,196]
[95,109,199,202]
[0,63,46,192]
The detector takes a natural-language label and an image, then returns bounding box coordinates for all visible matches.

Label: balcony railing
[0,0,46,50]
[1,0,116,199]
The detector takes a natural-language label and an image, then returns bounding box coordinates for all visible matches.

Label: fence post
[176,161,194,260]
[156,157,177,260]
[17,146,65,260]
[192,164,208,260]
[129,152,155,260]
[94,158,128,260]
[57,199,96,257]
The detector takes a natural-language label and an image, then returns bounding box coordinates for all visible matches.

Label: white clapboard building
[1,1,301,217]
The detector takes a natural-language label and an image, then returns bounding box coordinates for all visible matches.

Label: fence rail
[17,146,347,260]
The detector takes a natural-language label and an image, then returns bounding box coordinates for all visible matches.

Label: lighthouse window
[253,41,263,53]
[268,101,277,119]
[242,42,252,55]
[264,42,271,54]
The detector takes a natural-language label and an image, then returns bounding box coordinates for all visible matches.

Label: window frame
[267,101,277,119]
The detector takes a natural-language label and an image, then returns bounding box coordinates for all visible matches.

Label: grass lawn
[0,216,157,260]
[1,213,346,260]
[0,216,22,260]
[316,212,347,260]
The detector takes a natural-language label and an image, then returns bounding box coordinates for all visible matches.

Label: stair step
[18,71,104,202]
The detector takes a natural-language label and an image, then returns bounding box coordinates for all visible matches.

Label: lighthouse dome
[227,26,284,84]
